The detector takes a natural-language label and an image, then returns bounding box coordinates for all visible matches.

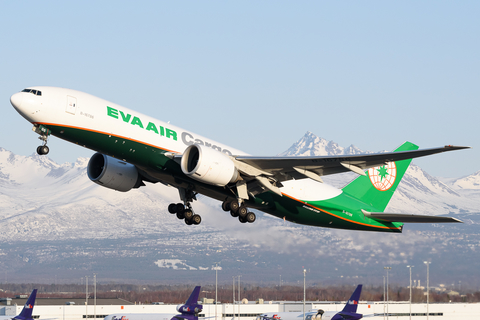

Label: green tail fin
[342,141,419,212]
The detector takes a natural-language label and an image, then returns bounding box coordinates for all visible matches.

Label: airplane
[103,286,202,320]
[10,87,469,232]
[0,289,37,320]
[258,285,363,320]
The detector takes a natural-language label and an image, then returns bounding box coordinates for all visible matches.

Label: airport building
[1,297,480,320]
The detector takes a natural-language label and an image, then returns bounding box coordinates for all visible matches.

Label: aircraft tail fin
[184,286,201,308]
[173,286,202,320]
[342,142,418,212]
[15,289,37,320]
[341,285,362,314]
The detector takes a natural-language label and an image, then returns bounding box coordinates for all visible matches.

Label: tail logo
[368,162,396,191]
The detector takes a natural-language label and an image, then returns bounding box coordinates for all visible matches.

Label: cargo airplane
[104,286,202,320]
[11,87,468,232]
[259,285,364,320]
[0,289,37,320]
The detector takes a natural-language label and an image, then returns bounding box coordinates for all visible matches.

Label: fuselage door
[66,95,77,115]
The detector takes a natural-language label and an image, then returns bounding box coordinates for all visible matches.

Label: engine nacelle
[87,153,141,192]
[176,304,202,314]
[181,144,239,186]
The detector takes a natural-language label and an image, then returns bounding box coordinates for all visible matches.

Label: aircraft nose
[10,92,24,110]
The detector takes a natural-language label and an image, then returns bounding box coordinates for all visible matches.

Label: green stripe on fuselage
[46,124,236,201]
[254,191,402,232]
[48,124,172,169]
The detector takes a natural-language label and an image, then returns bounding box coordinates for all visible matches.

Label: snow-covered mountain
[0,147,184,241]
[0,133,479,287]
[278,131,368,157]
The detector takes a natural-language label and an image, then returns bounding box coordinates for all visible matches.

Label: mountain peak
[278,132,368,156]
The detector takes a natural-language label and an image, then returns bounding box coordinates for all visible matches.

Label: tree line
[0,283,478,303]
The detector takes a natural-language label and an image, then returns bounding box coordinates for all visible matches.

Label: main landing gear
[222,199,256,224]
[168,202,202,225]
[168,188,202,225]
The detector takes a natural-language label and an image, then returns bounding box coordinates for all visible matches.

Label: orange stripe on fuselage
[35,122,179,154]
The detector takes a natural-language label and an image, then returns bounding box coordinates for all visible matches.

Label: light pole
[94,273,96,320]
[424,261,431,320]
[384,267,391,320]
[232,277,235,320]
[238,275,241,320]
[85,276,88,320]
[214,264,220,320]
[407,266,413,320]
[215,265,218,304]
[303,269,306,320]
[215,262,221,320]
[383,276,386,320]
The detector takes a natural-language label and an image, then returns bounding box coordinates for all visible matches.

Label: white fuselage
[11,86,342,202]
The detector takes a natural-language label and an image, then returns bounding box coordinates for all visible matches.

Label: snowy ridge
[451,170,480,190]
[278,131,368,156]
[0,148,222,242]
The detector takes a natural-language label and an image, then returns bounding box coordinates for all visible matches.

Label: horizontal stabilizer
[337,312,363,320]
[362,210,462,223]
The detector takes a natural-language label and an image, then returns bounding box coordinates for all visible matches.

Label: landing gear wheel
[229,200,240,213]
[176,211,185,220]
[230,210,239,218]
[171,188,200,225]
[37,145,49,155]
[192,214,202,225]
[168,203,177,214]
[222,201,230,211]
[239,216,247,223]
[184,209,194,220]
[238,206,248,218]
[246,212,256,223]
[176,203,185,214]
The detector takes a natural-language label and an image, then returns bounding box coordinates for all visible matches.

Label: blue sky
[2,1,479,178]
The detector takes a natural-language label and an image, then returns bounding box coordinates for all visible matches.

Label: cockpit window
[21,88,42,96]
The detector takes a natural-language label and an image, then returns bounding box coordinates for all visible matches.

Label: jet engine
[87,153,142,192]
[181,144,239,186]
[176,304,202,314]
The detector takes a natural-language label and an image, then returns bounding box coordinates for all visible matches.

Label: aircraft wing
[234,145,469,183]
[362,210,463,223]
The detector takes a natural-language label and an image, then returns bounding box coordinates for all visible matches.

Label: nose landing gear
[33,125,51,155]
[36,144,49,155]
